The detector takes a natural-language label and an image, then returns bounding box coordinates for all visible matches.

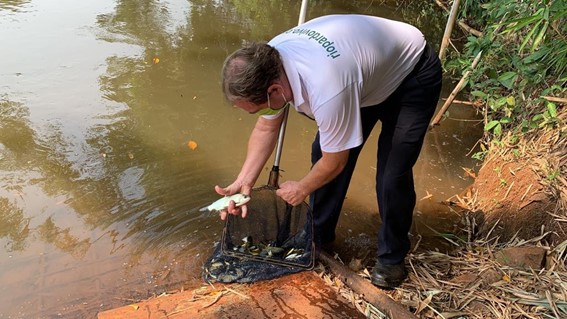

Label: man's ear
[267,83,283,96]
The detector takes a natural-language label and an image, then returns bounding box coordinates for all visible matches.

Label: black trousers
[310,44,442,265]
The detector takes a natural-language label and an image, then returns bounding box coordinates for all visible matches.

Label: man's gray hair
[221,42,282,104]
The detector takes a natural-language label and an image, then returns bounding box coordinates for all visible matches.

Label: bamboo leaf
[551,8,567,21]
[531,20,549,52]
[494,122,502,135]
[519,20,543,53]
[547,103,558,118]
[498,72,518,89]
[485,120,500,131]
[503,10,543,32]
[533,114,544,122]
[506,96,516,106]
[497,97,509,107]
[471,90,488,98]
[500,116,513,124]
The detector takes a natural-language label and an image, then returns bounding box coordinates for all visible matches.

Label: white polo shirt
[267,14,426,153]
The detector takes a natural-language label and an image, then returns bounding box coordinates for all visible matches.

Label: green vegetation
[438,0,566,248]
[441,1,566,221]
[444,0,566,144]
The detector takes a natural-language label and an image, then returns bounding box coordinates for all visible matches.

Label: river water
[0,0,482,317]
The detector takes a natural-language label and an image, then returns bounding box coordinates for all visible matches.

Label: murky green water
[0,0,482,317]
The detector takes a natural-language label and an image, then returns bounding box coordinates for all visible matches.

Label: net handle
[268,0,309,188]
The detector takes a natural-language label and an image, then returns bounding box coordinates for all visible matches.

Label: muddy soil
[471,156,563,244]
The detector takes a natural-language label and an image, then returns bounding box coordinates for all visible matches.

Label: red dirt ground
[97,271,365,319]
[473,158,561,242]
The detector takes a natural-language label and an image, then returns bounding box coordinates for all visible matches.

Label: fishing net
[203,185,315,283]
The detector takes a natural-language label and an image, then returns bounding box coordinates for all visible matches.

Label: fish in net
[203,186,315,283]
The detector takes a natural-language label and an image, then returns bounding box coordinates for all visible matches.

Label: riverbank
[97,271,366,319]
[98,229,567,319]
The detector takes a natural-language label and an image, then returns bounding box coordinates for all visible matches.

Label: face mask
[257,102,289,116]
[258,93,290,116]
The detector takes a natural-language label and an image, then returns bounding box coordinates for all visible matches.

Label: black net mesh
[203,186,315,283]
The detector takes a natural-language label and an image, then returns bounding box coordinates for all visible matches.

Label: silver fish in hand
[199,193,251,212]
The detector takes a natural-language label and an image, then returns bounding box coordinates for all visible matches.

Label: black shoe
[315,241,335,258]
[371,260,408,289]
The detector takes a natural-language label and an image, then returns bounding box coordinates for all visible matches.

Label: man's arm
[277,149,349,206]
[215,115,284,218]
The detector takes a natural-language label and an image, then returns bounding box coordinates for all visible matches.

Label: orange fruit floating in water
[187,140,197,150]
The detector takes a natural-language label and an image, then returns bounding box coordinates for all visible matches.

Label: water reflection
[0,0,30,12]
[0,99,40,254]
[0,198,29,252]
[0,0,481,317]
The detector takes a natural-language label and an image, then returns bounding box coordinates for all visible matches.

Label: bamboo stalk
[520,184,533,202]
[543,96,567,104]
[224,287,250,299]
[430,50,483,127]
[434,0,483,37]
[319,252,418,319]
[439,0,461,61]
[502,181,515,201]
[458,20,483,37]
[441,98,481,106]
